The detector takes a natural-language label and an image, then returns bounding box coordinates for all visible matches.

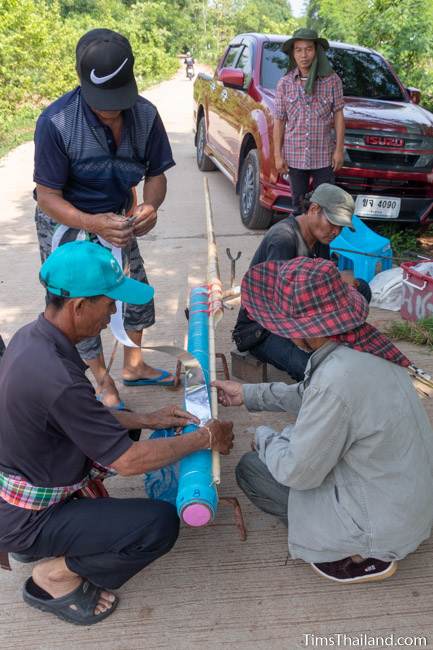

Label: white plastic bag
[412,262,433,278]
[369,267,403,311]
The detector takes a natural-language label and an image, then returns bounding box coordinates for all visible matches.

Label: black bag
[232,317,269,352]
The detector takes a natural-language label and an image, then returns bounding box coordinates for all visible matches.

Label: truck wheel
[239,149,272,229]
[196,117,216,172]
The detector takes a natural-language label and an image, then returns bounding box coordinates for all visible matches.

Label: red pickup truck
[193,33,433,229]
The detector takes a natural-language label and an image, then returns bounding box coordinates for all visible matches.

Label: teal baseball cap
[39,240,154,304]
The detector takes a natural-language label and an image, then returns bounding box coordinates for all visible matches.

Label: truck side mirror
[218,67,245,89]
[407,87,421,104]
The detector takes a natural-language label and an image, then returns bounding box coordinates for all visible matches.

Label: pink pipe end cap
[182,503,212,527]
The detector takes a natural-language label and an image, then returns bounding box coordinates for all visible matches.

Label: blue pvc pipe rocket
[176,287,218,526]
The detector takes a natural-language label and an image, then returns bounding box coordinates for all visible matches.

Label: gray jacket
[243,342,433,562]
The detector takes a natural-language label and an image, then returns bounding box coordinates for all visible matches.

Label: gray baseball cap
[310,183,355,232]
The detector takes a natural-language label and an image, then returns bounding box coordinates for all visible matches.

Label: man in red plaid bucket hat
[214,257,433,584]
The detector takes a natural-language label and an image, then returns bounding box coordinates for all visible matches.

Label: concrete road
[0,68,433,649]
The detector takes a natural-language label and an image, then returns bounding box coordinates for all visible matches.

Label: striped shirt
[274,69,344,170]
[33,87,175,214]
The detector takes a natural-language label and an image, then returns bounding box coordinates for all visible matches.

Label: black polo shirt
[0,315,132,551]
[235,217,330,336]
[33,87,175,214]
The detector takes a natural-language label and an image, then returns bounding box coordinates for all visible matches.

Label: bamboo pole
[204,176,222,485]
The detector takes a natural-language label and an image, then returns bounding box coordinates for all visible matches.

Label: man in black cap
[274,28,345,215]
[33,28,176,409]
[233,184,371,381]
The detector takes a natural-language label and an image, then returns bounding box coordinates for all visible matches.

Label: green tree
[306,0,369,42]
[234,0,295,35]
[190,0,296,62]
[305,0,433,109]
[357,0,433,96]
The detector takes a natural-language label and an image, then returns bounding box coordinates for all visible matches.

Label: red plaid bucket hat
[242,257,411,367]
[242,257,368,339]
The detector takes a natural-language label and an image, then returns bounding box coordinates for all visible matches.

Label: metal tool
[226,248,241,289]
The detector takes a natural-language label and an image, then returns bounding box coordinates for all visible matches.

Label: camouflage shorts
[35,206,155,360]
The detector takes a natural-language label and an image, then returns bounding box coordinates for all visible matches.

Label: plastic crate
[400,261,433,321]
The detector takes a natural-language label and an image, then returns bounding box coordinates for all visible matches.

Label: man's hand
[145,405,199,431]
[340,270,355,286]
[212,380,244,407]
[275,154,288,175]
[92,213,134,248]
[133,203,158,237]
[332,148,344,172]
[205,419,234,455]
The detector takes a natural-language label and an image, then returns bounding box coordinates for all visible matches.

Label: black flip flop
[23,577,119,625]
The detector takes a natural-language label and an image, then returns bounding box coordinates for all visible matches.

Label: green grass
[0,69,179,161]
[0,106,41,160]
[385,317,433,349]
[372,223,420,257]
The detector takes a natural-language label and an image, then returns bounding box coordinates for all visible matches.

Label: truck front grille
[338,175,431,198]
[348,150,419,167]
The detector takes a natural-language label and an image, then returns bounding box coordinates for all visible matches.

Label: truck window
[222,45,243,69]
[327,49,405,101]
[236,44,253,88]
[261,42,289,90]
[261,41,405,102]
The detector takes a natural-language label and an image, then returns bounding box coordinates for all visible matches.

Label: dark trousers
[289,166,335,215]
[250,332,311,382]
[23,497,179,590]
[236,452,290,525]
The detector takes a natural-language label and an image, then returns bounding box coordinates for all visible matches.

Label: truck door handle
[221,89,228,102]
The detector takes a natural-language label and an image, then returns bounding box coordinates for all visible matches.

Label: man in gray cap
[233,184,371,381]
[274,28,345,215]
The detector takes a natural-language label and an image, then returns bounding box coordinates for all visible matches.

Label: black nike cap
[76,28,138,111]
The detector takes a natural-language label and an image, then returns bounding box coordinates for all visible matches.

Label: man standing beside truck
[273,28,345,215]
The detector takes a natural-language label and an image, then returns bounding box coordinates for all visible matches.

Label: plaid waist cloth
[0,463,116,511]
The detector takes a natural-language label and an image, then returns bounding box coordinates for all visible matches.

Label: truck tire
[239,149,272,229]
[196,116,216,172]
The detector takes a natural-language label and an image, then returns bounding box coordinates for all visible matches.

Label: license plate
[355,195,401,219]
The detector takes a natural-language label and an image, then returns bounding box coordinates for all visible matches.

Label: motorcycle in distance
[184,52,195,80]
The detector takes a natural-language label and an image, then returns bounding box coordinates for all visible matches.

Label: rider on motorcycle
[184,51,195,78]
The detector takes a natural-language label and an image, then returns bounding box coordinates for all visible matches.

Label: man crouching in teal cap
[0,241,233,625]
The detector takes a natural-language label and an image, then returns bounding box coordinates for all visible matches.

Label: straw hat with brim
[282,28,329,55]
[241,257,368,340]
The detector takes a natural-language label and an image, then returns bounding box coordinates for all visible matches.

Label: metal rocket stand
[222,248,242,309]
[226,248,241,289]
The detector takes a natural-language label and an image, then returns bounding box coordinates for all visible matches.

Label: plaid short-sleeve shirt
[274,69,344,170]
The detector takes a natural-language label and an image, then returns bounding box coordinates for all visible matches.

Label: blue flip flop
[123,369,175,387]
